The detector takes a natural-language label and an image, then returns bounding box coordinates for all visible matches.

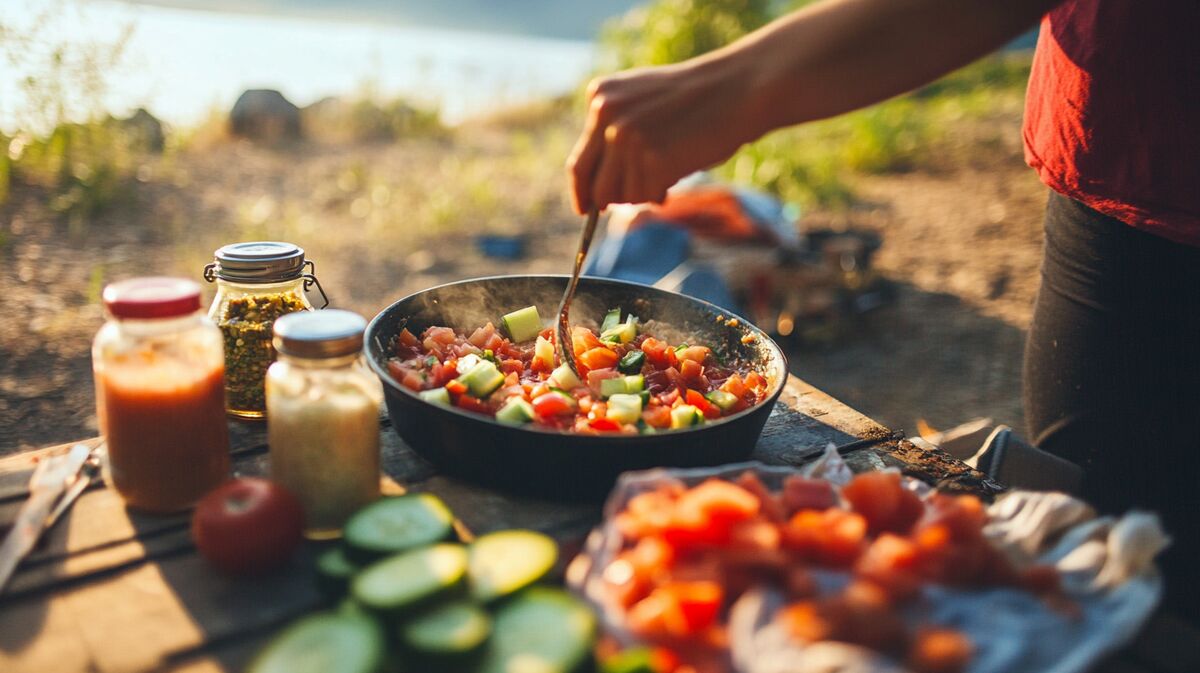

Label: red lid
[103,277,202,319]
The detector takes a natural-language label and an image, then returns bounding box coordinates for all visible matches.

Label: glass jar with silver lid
[204,241,328,418]
[265,309,381,539]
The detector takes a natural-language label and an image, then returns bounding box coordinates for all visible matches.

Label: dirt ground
[0,122,1047,456]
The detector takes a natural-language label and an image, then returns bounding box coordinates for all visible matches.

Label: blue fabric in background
[583,221,742,314]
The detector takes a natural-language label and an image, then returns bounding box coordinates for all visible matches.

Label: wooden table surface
[0,375,1187,673]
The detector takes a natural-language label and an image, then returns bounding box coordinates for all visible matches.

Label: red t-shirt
[1023,1,1200,246]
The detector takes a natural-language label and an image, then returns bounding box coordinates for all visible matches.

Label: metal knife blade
[0,443,92,594]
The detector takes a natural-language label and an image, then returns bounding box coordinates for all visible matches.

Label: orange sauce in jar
[98,355,231,512]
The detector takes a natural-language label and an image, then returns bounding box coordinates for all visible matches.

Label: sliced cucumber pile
[344,494,455,562]
[468,530,558,603]
[316,546,361,599]
[399,600,492,657]
[353,543,468,616]
[476,587,597,673]
[248,611,385,673]
[262,495,596,673]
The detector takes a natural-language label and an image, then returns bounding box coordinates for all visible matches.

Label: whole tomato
[191,478,304,576]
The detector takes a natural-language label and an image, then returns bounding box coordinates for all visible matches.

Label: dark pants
[1024,191,1200,621]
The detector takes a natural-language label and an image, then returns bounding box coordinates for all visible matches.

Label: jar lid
[273,309,366,359]
[211,241,306,282]
[103,277,202,319]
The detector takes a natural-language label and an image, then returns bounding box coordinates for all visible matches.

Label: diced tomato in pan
[532,393,574,418]
[579,347,620,370]
[642,406,672,429]
[679,359,705,382]
[588,417,623,432]
[684,389,722,419]
[573,326,602,356]
[676,345,711,364]
[397,328,420,348]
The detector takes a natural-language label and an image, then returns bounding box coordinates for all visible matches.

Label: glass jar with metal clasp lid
[204,241,329,419]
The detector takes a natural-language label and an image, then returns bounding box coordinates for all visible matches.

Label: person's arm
[568,0,1060,214]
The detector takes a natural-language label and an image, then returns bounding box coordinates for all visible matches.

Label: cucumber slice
[600,322,636,345]
[399,600,492,658]
[468,530,558,603]
[457,360,505,398]
[606,394,643,425]
[670,404,703,429]
[475,587,597,673]
[495,398,534,426]
[352,544,468,616]
[617,350,645,374]
[639,390,651,405]
[502,306,543,343]
[248,611,385,673]
[534,335,555,371]
[550,363,583,390]
[419,388,451,406]
[344,494,455,563]
[316,546,361,600]
[705,390,738,411]
[599,377,627,399]
[600,307,622,333]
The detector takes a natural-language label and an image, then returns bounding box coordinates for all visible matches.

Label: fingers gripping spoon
[556,208,600,378]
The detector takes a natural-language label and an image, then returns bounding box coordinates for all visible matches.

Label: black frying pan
[364,275,788,500]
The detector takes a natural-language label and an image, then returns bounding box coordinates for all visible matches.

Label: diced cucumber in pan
[468,530,558,603]
[705,389,739,411]
[352,544,468,616]
[600,307,623,333]
[600,375,644,399]
[495,398,534,426]
[343,494,455,563]
[605,394,643,425]
[670,404,704,429]
[550,363,583,390]
[501,306,543,343]
[248,611,385,673]
[419,388,451,406]
[533,335,556,371]
[456,361,505,398]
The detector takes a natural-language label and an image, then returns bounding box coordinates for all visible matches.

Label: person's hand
[566,57,764,215]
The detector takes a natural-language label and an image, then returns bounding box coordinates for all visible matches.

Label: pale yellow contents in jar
[267,369,381,538]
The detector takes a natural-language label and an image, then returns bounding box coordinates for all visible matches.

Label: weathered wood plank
[1,550,322,673]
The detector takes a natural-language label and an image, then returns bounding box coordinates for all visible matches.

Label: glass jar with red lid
[92,277,230,512]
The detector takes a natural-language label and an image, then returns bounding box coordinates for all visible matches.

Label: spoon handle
[556,208,601,377]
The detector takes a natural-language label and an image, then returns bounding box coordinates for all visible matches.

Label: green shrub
[600,0,774,69]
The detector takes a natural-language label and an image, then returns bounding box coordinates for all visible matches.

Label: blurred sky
[0,0,622,132]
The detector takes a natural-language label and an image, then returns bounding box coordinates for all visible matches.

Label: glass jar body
[92,312,231,512]
[208,277,312,418]
[266,354,382,539]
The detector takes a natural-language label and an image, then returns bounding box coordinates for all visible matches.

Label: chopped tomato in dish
[598,471,1071,673]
